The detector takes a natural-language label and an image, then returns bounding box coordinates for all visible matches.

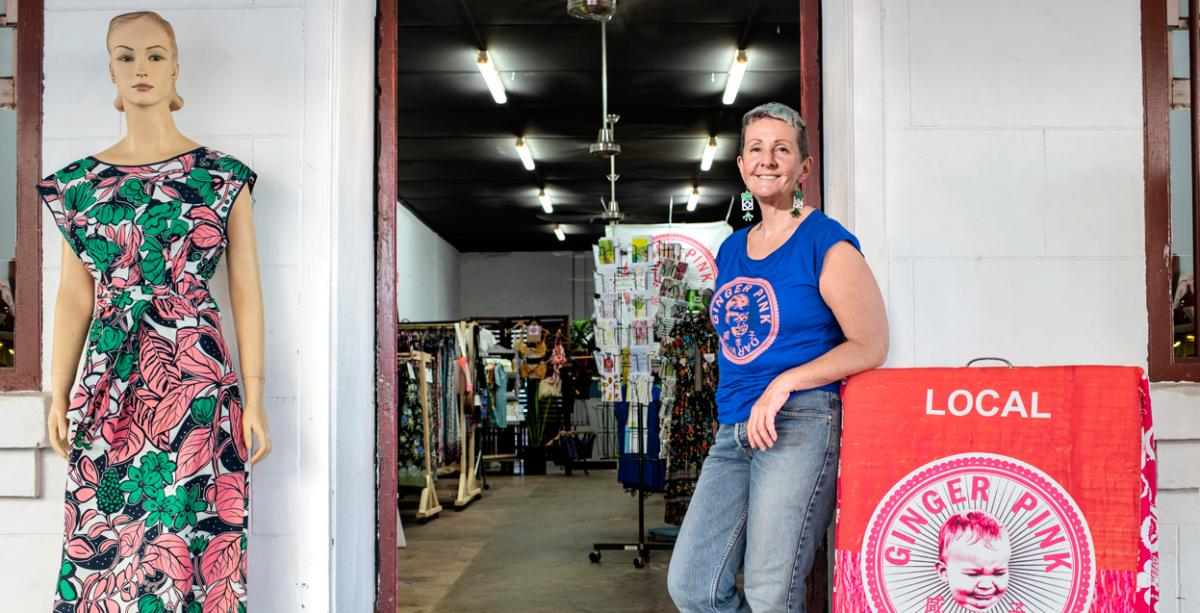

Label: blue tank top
[709,210,862,424]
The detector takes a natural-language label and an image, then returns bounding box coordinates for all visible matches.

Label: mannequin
[41,11,270,612]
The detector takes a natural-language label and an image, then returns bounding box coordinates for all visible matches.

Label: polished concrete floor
[397,467,678,612]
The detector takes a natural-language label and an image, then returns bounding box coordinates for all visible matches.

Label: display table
[834,366,1157,613]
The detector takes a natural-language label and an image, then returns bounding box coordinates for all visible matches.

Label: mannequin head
[107,11,184,112]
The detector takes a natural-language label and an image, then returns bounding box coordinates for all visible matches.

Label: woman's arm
[745,241,889,450]
[47,240,96,459]
[226,187,272,464]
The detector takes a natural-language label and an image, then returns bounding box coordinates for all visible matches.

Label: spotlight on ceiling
[723,50,749,105]
[554,224,567,241]
[701,136,718,172]
[687,186,700,212]
[514,137,535,171]
[476,50,507,104]
[539,188,554,214]
[567,0,617,21]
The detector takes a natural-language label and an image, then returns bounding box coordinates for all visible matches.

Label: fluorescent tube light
[554,225,566,241]
[515,137,535,171]
[539,188,554,214]
[722,50,748,105]
[476,50,507,104]
[687,186,700,212]
[701,136,717,172]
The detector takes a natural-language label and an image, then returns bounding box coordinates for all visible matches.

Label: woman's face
[108,18,177,111]
[736,117,812,204]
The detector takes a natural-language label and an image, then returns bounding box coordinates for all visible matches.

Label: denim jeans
[667,390,842,612]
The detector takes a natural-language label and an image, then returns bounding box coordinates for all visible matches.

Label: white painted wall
[397,202,461,321]
[459,251,593,321]
[0,2,376,612]
[824,0,1200,610]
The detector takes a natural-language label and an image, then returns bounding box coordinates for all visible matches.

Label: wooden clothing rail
[397,351,442,521]
[397,321,482,510]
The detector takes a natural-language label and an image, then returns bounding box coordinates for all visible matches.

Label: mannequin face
[108,17,178,111]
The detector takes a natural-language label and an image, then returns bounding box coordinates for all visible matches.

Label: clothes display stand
[589,398,673,569]
[398,321,483,511]
[398,351,442,522]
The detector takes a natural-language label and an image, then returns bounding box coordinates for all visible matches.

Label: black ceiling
[396,0,803,252]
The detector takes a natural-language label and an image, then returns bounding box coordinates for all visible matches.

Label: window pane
[0,27,11,79]
[1174,30,1190,79]
[1169,108,1197,358]
[0,107,14,367]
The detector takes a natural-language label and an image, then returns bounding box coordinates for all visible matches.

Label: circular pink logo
[710,276,779,364]
[652,233,719,288]
[862,453,1095,613]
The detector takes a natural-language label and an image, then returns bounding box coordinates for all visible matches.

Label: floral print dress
[39,146,256,613]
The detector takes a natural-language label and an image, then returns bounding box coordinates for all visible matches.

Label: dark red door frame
[374,0,399,611]
[801,0,822,213]
[372,1,825,610]
[1,0,44,391]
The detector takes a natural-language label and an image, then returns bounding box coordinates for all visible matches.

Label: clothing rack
[589,400,673,568]
[397,351,442,521]
[398,321,483,510]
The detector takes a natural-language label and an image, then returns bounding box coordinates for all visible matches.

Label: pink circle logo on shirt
[862,453,1095,613]
[710,276,779,364]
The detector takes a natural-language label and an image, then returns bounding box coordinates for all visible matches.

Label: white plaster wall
[397,202,461,322]
[824,0,1200,610]
[459,251,594,321]
[0,2,376,611]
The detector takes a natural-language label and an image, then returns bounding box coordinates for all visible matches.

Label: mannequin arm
[225,187,272,464]
[46,241,96,459]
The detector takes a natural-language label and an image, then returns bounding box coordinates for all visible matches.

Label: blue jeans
[667,390,842,612]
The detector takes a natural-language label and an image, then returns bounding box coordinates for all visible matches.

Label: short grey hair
[739,102,808,159]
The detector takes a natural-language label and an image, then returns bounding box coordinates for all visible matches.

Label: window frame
[0,0,44,392]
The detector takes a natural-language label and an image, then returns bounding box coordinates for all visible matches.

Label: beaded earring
[792,188,805,218]
[741,190,755,222]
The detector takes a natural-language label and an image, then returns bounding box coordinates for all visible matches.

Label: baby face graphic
[936,512,1012,611]
[724,293,751,338]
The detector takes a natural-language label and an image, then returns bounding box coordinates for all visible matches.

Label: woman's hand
[47,401,70,460]
[242,403,272,464]
[746,380,792,451]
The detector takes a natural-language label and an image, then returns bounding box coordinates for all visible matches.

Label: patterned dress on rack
[40,146,256,613]
[663,315,719,526]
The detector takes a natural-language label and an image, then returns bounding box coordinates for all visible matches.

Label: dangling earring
[791,187,805,218]
[741,190,755,222]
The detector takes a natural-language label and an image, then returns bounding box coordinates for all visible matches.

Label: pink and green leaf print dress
[39,146,255,613]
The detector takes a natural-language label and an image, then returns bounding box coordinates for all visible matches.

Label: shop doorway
[374,1,824,610]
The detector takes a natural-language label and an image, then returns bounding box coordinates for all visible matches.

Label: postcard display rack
[588,235,700,569]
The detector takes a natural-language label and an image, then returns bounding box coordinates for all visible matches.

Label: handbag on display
[538,372,562,398]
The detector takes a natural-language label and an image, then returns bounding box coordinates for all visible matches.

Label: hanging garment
[397,364,430,488]
[489,362,508,428]
[662,314,719,526]
[40,147,255,611]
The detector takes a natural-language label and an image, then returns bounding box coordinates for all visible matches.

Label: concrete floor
[397,467,678,612]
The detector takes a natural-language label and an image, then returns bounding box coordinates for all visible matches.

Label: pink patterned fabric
[1136,376,1159,612]
[40,147,255,613]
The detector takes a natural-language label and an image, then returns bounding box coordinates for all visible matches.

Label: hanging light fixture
[723,50,749,105]
[539,188,554,214]
[514,137,535,171]
[687,186,700,212]
[700,136,718,171]
[475,50,507,104]
[554,225,567,241]
[567,0,616,22]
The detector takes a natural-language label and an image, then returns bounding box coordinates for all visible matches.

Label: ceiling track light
[723,49,749,105]
[514,136,535,171]
[701,136,718,172]
[687,186,700,212]
[567,0,617,21]
[476,50,507,104]
[554,224,567,241]
[539,188,554,214]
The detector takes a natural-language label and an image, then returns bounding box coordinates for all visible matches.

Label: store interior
[387,1,811,610]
